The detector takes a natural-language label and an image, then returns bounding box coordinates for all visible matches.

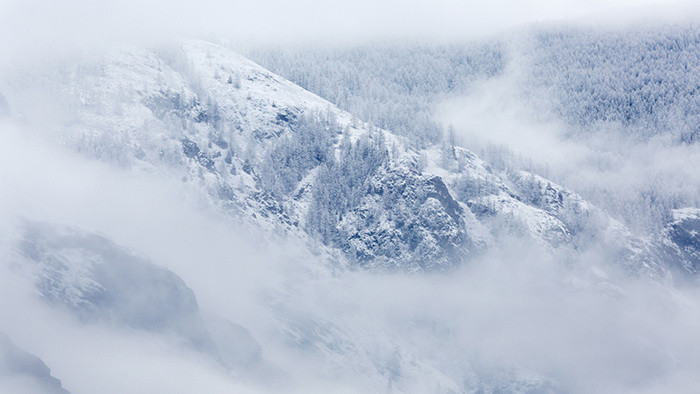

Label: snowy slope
[7,39,665,277]
[3,37,698,392]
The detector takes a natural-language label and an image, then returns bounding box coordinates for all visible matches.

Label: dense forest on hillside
[526,26,700,143]
[247,42,506,146]
[247,25,700,233]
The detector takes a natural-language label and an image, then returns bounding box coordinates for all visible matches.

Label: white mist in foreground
[0,119,699,393]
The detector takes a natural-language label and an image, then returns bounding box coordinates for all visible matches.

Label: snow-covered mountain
[4,39,676,276]
[1,37,698,392]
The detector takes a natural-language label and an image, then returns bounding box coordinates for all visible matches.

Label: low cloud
[1,0,698,67]
[436,73,591,167]
[1,3,700,391]
[436,41,700,230]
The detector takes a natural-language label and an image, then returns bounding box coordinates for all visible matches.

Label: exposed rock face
[339,167,480,271]
[0,333,70,394]
[658,208,700,275]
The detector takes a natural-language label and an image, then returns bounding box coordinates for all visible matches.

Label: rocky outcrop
[0,333,69,394]
[658,208,700,276]
[338,167,481,271]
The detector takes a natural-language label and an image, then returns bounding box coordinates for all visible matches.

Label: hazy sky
[2,0,698,55]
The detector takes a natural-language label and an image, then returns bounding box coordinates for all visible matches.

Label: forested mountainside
[247,42,506,146]
[249,25,699,146]
[0,29,699,393]
[2,39,677,275]
[249,24,700,234]
[524,26,700,142]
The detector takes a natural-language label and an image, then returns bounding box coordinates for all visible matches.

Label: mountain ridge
[2,39,685,278]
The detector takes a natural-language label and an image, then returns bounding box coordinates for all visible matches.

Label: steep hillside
[656,208,700,276]
[4,37,699,392]
[17,221,277,378]
[0,333,69,394]
[2,39,671,278]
